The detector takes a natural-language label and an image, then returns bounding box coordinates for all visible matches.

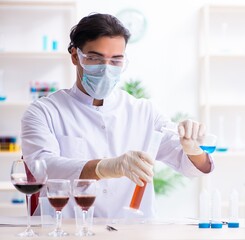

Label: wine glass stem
[26,194,32,231]
[82,210,88,233]
[55,210,62,232]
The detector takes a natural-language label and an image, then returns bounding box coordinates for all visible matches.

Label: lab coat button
[101,125,105,129]
[103,189,107,194]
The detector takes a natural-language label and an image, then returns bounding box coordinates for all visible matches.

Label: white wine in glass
[11,159,47,237]
[73,179,97,236]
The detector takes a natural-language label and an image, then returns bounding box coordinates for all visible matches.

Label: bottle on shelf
[42,35,48,51]
[216,116,228,152]
[30,80,38,101]
[50,82,58,93]
[51,40,58,51]
[30,81,59,101]
[11,191,25,204]
[0,136,19,152]
[0,69,6,101]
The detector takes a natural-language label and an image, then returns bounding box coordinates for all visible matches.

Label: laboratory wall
[76,0,244,119]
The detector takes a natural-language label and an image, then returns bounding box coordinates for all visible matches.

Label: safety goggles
[77,48,128,73]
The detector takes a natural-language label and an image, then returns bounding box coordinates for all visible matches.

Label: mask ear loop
[76,67,84,83]
[76,67,91,95]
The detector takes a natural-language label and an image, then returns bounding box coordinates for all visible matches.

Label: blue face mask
[81,64,121,100]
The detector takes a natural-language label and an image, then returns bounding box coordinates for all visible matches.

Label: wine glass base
[18,228,38,237]
[75,230,95,237]
[48,229,69,237]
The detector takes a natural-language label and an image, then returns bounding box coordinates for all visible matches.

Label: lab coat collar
[70,83,117,111]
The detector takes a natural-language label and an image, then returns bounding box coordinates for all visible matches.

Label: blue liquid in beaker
[200,146,216,154]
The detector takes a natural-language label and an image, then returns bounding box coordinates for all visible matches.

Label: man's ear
[71,47,79,65]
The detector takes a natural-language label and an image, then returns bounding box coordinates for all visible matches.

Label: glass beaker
[198,133,217,154]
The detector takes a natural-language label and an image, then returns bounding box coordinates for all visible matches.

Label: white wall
[75,0,245,219]
[76,0,245,118]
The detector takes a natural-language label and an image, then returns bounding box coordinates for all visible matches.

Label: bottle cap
[228,222,239,228]
[211,223,222,228]
[198,223,210,228]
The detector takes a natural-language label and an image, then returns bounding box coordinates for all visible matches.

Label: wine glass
[46,179,71,237]
[11,159,47,237]
[73,179,97,236]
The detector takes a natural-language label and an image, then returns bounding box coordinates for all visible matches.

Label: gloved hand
[95,151,154,186]
[178,119,206,156]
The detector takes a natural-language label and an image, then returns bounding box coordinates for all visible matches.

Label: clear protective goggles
[77,48,128,73]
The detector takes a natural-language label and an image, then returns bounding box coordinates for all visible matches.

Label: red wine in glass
[48,196,69,212]
[73,179,97,236]
[14,183,44,195]
[46,179,71,237]
[74,195,96,211]
[11,159,47,237]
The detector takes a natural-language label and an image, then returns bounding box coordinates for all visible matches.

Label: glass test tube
[211,189,222,228]
[198,189,210,228]
[228,189,239,228]
[129,180,147,209]
[129,130,162,211]
[216,116,228,152]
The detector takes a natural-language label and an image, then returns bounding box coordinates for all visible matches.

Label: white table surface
[0,218,245,240]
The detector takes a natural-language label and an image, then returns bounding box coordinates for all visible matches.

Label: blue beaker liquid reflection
[0,96,6,101]
[200,145,216,154]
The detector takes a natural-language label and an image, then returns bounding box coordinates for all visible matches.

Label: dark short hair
[68,13,131,53]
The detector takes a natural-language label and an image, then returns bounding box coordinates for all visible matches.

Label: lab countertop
[1,218,245,239]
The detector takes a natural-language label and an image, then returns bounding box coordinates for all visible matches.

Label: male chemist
[21,13,213,218]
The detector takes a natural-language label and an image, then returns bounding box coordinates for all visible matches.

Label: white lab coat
[21,84,213,218]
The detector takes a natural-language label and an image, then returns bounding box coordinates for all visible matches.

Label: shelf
[0,202,25,208]
[0,101,30,107]
[200,103,245,109]
[207,4,245,12]
[0,202,25,207]
[0,202,26,216]
[0,181,16,192]
[213,151,245,159]
[0,0,76,8]
[0,51,70,59]
[0,151,22,159]
[201,53,245,59]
